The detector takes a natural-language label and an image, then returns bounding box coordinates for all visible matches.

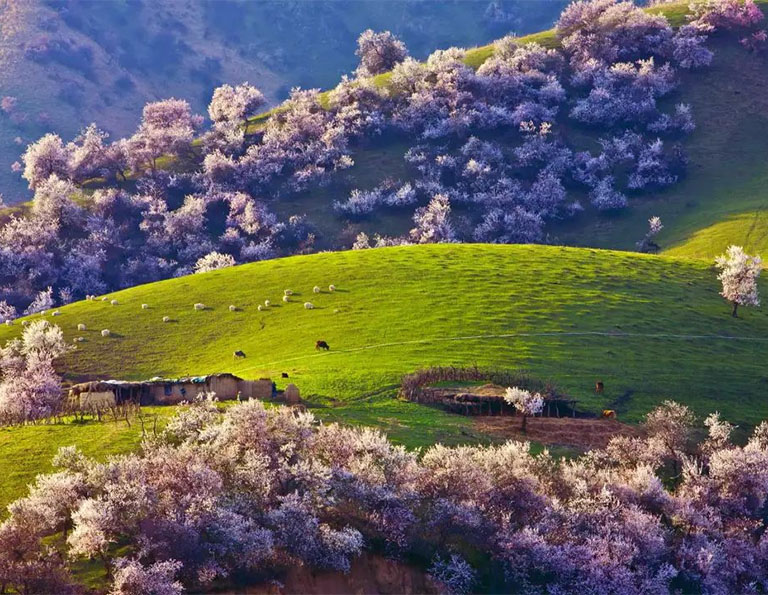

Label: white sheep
[74,336,84,343]
[162,316,171,323]
[264,300,270,307]
[101,297,108,302]
[52,310,61,316]
[313,286,321,294]
[4,320,12,326]
[229,305,237,312]
[141,303,149,310]
[101,329,111,337]
[257,305,263,312]
[284,289,293,296]
[304,302,314,310]
[77,323,86,331]
[110,299,119,306]
[282,295,290,303]
[194,303,205,311]
[329,284,336,292]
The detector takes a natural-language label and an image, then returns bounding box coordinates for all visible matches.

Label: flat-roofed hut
[69,373,277,406]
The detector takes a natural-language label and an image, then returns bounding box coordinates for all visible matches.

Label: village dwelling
[69,373,296,408]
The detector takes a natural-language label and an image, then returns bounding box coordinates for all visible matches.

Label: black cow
[233,350,246,359]
[316,340,330,351]
[281,372,289,378]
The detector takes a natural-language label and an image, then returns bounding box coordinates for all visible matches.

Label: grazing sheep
[4,320,12,326]
[194,303,205,311]
[264,300,271,307]
[74,337,84,343]
[329,284,336,292]
[257,305,263,312]
[162,316,170,323]
[111,299,118,306]
[313,286,321,294]
[304,302,314,310]
[101,297,108,302]
[284,289,293,296]
[229,305,237,312]
[141,304,149,310]
[77,323,86,331]
[52,310,61,316]
[282,295,290,303]
[101,329,111,337]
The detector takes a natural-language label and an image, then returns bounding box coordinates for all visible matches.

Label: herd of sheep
[3,284,338,344]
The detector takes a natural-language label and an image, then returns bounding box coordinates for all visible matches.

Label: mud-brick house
[69,373,281,408]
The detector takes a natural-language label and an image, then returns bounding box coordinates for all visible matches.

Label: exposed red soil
[235,553,437,595]
[473,415,641,451]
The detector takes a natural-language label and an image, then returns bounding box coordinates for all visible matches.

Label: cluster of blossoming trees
[0,0,764,315]
[3,396,768,593]
[0,320,68,424]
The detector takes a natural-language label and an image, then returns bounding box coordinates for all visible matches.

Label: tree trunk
[521,414,527,433]
[732,302,738,318]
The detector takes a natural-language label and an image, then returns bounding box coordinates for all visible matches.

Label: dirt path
[473,416,641,451]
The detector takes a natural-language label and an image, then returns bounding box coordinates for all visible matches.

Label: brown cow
[595,381,604,394]
[601,409,617,419]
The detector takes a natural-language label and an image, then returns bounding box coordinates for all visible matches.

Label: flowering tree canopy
[5,398,768,593]
[504,386,544,431]
[208,83,266,125]
[355,29,408,76]
[715,245,762,317]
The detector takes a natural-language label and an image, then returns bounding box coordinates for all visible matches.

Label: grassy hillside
[0,243,766,508]
[2,243,766,420]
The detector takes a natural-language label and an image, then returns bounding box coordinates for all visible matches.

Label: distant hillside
[0,0,566,201]
[255,3,768,261]
[558,34,768,260]
[122,0,768,262]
